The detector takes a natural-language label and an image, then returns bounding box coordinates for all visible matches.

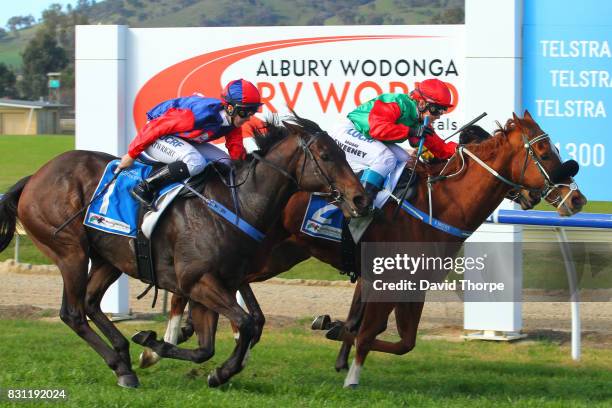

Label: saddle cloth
[300,155,410,242]
[84,160,184,238]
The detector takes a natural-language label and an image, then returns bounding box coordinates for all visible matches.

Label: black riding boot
[131,161,189,210]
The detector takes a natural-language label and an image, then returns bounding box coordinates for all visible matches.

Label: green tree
[19,30,68,99]
[0,63,18,98]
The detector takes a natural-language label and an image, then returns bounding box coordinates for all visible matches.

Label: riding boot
[131,161,190,210]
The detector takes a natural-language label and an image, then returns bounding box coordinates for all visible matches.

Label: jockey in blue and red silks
[329,78,458,203]
[118,78,263,208]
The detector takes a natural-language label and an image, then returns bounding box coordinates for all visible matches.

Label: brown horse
[0,115,369,388]
[141,113,586,382]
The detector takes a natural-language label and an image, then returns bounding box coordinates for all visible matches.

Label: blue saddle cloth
[84,160,154,238]
[300,193,344,242]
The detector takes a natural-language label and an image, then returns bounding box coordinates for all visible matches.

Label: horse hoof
[311,314,331,330]
[207,368,226,388]
[335,362,349,372]
[117,374,140,388]
[325,324,344,341]
[132,330,157,347]
[139,348,160,369]
[344,383,358,390]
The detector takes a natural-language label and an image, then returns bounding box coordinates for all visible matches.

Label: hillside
[0,0,463,68]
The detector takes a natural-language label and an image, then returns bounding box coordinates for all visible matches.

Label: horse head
[503,111,586,215]
[253,114,370,217]
[460,125,537,209]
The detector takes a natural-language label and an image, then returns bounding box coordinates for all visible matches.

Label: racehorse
[140,112,586,388]
[0,115,369,388]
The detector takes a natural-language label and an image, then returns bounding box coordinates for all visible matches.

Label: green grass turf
[0,319,610,407]
[0,135,75,192]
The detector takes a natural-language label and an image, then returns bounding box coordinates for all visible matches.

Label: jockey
[117,78,262,208]
[331,78,458,201]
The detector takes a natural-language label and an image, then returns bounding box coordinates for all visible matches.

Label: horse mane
[251,115,288,155]
[248,112,324,156]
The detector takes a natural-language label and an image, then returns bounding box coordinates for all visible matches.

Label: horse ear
[523,109,534,122]
[512,112,523,129]
[282,121,303,136]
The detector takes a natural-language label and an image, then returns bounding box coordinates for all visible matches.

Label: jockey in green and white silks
[330,78,458,200]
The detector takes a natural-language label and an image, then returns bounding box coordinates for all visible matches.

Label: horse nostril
[353,194,370,211]
[572,195,585,208]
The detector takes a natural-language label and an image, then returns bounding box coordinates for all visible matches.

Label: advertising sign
[127,26,465,145]
[523,0,612,200]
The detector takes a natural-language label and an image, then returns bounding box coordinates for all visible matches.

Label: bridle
[251,129,345,205]
[431,130,578,211]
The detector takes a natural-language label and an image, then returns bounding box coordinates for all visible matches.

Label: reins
[420,129,578,223]
[250,129,344,205]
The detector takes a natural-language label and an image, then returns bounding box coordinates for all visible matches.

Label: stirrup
[130,189,157,211]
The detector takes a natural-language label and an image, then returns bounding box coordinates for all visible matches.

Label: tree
[6,15,35,33]
[19,30,68,99]
[0,63,18,98]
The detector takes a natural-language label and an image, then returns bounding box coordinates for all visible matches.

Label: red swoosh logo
[133,34,438,134]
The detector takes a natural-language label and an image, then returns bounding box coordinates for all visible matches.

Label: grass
[0,319,610,407]
[0,134,74,265]
[0,28,35,68]
[0,134,75,192]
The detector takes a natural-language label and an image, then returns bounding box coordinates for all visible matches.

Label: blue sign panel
[523,0,612,201]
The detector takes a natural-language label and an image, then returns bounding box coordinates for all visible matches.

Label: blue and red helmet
[222,79,262,109]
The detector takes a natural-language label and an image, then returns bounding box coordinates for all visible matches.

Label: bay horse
[141,113,585,386]
[0,115,369,388]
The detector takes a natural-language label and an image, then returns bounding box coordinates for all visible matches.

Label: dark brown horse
[141,113,586,384]
[0,115,369,388]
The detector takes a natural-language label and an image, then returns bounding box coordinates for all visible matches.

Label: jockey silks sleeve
[348,93,419,142]
[223,127,247,161]
[128,108,196,158]
[127,95,247,160]
[347,93,457,159]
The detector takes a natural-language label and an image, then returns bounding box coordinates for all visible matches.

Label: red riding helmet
[221,79,262,108]
[412,79,454,108]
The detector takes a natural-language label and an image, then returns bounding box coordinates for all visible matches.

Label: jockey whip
[442,112,488,142]
[391,116,430,220]
[53,167,124,237]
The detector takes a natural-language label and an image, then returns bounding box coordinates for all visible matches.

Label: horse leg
[139,294,189,368]
[132,300,218,364]
[52,252,138,388]
[177,300,195,344]
[344,302,394,388]
[366,302,424,355]
[84,258,135,374]
[330,280,365,371]
[237,284,265,346]
[187,274,256,387]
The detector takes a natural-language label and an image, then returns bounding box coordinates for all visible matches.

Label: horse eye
[320,152,331,161]
[541,154,550,160]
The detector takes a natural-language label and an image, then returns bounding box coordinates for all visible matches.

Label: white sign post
[76,25,130,316]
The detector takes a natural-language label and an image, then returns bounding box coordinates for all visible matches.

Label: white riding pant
[140,135,230,176]
[330,121,410,188]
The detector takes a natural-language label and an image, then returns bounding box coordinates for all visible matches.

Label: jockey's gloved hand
[407,125,435,147]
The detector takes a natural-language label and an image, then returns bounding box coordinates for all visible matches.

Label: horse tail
[0,176,31,253]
